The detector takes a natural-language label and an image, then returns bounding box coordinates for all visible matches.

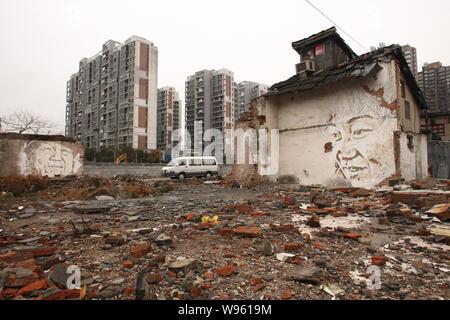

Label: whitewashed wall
[265,62,404,189]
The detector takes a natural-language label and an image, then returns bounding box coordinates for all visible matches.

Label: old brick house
[237,27,429,189]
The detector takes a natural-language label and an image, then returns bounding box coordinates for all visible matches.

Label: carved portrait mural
[323,86,397,188]
[18,141,82,177]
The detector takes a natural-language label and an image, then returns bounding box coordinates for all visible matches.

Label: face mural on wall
[323,86,397,187]
[19,141,81,177]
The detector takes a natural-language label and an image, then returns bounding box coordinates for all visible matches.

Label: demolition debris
[0,176,449,300]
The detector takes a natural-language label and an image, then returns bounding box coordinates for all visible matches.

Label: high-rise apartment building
[401,45,418,79]
[418,61,450,140]
[157,86,181,156]
[65,36,158,150]
[417,62,449,113]
[236,81,269,120]
[185,69,236,155]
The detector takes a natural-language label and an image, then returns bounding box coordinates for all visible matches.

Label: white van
[161,156,219,180]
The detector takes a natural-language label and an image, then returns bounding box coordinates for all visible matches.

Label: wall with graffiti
[0,134,84,178]
[263,61,427,189]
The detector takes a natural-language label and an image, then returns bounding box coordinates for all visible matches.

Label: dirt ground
[0,176,449,300]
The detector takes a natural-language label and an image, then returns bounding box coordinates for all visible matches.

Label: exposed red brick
[307,216,321,228]
[282,289,293,300]
[167,270,176,278]
[186,213,196,222]
[5,272,40,288]
[147,273,163,284]
[155,254,166,263]
[250,278,263,286]
[253,283,266,292]
[201,283,211,290]
[123,288,134,296]
[216,265,234,277]
[284,242,300,252]
[30,247,57,257]
[17,279,47,296]
[130,244,149,259]
[270,224,296,232]
[2,288,18,299]
[344,233,362,241]
[203,273,214,279]
[14,259,37,269]
[250,212,270,217]
[217,228,235,237]
[0,251,34,264]
[63,289,80,299]
[331,212,348,218]
[409,216,423,222]
[234,226,260,238]
[372,256,387,266]
[190,288,202,298]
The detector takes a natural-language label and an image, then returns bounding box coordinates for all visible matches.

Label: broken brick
[344,233,362,241]
[253,283,266,292]
[307,216,321,228]
[5,272,40,288]
[130,244,149,259]
[216,265,234,277]
[284,242,300,252]
[17,279,47,296]
[281,289,293,300]
[146,273,163,284]
[0,251,34,264]
[235,226,260,238]
[190,288,202,298]
[372,256,387,266]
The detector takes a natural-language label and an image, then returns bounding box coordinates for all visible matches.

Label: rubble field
[0,176,449,301]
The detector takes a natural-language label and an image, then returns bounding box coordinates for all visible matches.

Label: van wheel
[178,173,186,181]
[206,172,212,179]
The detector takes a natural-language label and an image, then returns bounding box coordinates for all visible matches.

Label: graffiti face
[20,142,81,177]
[32,143,75,177]
[327,113,393,183]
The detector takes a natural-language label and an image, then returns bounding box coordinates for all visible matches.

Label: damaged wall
[0,133,84,178]
[263,61,427,189]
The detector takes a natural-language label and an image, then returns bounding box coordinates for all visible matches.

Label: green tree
[84,147,96,162]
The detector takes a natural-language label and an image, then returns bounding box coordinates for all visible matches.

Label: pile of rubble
[0,177,449,300]
[0,175,178,201]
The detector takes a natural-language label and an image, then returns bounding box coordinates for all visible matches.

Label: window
[430,124,445,137]
[405,101,411,120]
[400,80,406,98]
[407,134,414,151]
[203,159,216,165]
[189,158,202,166]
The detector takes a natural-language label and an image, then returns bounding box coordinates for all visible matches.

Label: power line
[304,0,369,52]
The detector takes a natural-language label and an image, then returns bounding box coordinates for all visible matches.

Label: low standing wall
[0,133,84,178]
[83,163,232,178]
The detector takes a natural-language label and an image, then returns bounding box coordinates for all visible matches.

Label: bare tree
[0,110,60,135]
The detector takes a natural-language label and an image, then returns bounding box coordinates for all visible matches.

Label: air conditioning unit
[296,59,316,74]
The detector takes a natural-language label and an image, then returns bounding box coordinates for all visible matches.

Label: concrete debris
[0,176,449,300]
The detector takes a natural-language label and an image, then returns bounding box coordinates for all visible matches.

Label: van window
[203,159,216,165]
[189,158,202,166]
[178,159,187,166]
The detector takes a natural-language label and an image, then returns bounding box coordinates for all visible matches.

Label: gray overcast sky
[0,0,449,133]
